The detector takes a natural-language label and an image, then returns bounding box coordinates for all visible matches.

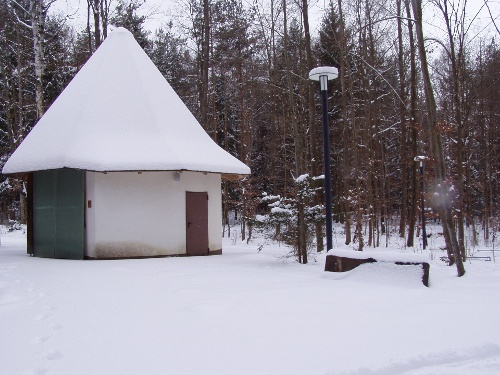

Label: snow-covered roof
[2,28,250,177]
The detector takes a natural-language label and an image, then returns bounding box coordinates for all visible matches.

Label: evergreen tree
[110,0,151,52]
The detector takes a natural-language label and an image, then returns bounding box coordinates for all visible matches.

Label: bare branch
[483,0,500,35]
[7,0,32,29]
[354,53,406,107]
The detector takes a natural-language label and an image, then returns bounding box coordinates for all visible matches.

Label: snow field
[1,227,499,375]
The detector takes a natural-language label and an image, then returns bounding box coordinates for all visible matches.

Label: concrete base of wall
[85,249,223,260]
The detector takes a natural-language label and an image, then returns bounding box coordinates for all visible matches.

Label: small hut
[2,28,250,259]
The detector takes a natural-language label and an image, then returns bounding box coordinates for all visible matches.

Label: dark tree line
[0,0,498,274]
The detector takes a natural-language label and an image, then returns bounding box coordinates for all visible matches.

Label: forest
[0,0,498,275]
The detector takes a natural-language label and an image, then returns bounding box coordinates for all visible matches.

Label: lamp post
[309,66,338,252]
[414,156,428,249]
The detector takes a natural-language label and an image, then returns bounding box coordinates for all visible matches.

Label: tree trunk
[200,0,210,130]
[283,0,306,263]
[93,0,101,48]
[14,21,24,143]
[337,0,352,246]
[439,0,466,260]
[86,2,93,53]
[404,0,418,248]
[238,55,247,242]
[397,0,408,239]
[31,0,46,119]
[302,0,324,252]
[411,0,465,276]
[100,0,109,40]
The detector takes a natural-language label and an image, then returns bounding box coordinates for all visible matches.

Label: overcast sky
[51,0,498,42]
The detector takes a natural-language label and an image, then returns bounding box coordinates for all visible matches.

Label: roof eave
[3,167,251,179]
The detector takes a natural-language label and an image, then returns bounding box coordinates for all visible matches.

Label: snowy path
[1,230,499,375]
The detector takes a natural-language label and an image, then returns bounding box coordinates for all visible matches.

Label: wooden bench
[477,249,497,253]
[440,255,491,263]
[325,254,430,287]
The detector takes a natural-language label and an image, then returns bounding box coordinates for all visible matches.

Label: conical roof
[2,28,250,177]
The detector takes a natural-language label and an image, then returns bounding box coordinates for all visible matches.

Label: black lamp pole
[320,76,333,252]
[415,156,428,249]
[309,67,338,251]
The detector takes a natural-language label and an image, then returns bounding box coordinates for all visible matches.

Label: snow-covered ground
[1,226,499,375]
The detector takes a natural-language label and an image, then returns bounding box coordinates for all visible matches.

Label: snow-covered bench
[325,249,430,287]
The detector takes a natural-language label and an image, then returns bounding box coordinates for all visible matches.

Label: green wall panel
[33,169,84,259]
[33,170,56,258]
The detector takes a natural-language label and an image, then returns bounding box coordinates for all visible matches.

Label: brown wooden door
[186,192,209,256]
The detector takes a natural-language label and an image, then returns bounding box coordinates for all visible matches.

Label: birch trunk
[31,0,46,119]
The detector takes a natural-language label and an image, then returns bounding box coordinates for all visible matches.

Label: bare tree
[301,0,324,252]
[410,0,465,276]
[87,0,111,50]
[397,0,408,239]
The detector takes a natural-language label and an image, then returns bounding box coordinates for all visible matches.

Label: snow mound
[330,248,428,263]
[325,262,427,288]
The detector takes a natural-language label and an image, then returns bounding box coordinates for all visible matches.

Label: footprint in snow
[21,367,48,375]
[33,313,49,321]
[30,335,51,345]
[46,322,63,330]
[43,349,63,361]
[0,293,23,306]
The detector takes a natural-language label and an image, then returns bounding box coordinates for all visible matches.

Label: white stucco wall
[85,171,222,258]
